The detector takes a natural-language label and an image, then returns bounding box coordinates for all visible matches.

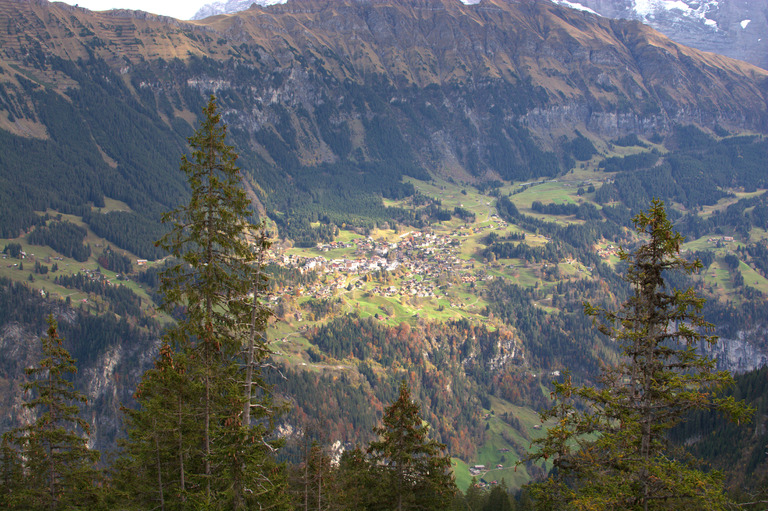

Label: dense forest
[669,366,768,497]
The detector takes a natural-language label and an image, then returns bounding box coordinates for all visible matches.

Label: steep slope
[553,0,768,71]
[197,0,768,71]
[1,0,766,242]
[2,0,766,142]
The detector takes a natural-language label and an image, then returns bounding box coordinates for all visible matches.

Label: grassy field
[740,260,768,296]
[698,190,767,219]
[408,177,496,223]
[452,395,551,491]
[95,197,133,213]
[0,210,163,319]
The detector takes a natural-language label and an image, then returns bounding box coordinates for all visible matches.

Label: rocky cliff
[194,0,768,70]
[553,0,768,70]
[1,0,766,183]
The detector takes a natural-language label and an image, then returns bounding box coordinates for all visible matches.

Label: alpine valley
[1,0,767,494]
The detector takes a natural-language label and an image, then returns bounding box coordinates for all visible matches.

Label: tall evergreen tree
[2,316,101,510]
[526,200,751,510]
[334,446,379,511]
[368,381,457,511]
[113,95,284,509]
[289,439,335,511]
[483,483,513,511]
[0,435,23,508]
[109,342,198,510]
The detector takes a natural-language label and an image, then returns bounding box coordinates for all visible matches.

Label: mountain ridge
[2,0,766,150]
[191,0,768,70]
[553,0,768,71]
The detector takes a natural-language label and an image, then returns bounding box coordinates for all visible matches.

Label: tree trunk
[48,371,57,511]
[244,240,266,425]
[153,419,165,511]
[304,452,309,511]
[177,395,186,503]
[204,138,215,503]
[204,353,211,501]
[244,281,259,425]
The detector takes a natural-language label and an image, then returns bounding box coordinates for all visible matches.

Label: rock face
[706,327,768,373]
[194,0,768,70]
[4,0,766,139]
[0,311,159,453]
[553,0,768,70]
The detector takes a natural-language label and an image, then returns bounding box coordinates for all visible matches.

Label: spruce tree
[109,342,198,510]
[114,95,284,509]
[368,381,457,511]
[335,447,379,511]
[527,200,751,510]
[2,316,101,510]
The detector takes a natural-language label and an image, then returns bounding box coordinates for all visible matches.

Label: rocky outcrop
[706,327,768,373]
[0,0,766,183]
[555,0,768,70]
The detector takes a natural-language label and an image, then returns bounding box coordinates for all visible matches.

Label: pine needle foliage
[112,95,285,510]
[526,199,752,511]
[368,380,457,511]
[1,316,102,510]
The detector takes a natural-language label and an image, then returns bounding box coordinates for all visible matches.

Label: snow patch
[551,0,599,15]
[632,0,720,29]
[194,0,286,19]
[741,19,751,29]
[633,0,689,18]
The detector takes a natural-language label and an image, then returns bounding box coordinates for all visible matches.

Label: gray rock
[553,0,768,70]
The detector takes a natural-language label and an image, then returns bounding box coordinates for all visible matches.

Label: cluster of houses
[263,229,480,303]
[707,235,735,244]
[468,463,506,488]
[469,464,487,476]
[596,244,618,259]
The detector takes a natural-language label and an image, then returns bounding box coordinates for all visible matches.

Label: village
[263,227,499,305]
[4,210,620,318]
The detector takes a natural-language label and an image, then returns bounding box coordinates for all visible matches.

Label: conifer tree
[483,483,513,511]
[368,380,457,511]
[109,342,198,510]
[114,95,284,509]
[334,446,378,511]
[527,200,751,510]
[290,439,335,511]
[0,435,23,508]
[2,316,101,510]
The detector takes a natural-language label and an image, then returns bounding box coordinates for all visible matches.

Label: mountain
[192,0,287,20]
[1,0,767,484]
[1,0,766,265]
[192,0,768,70]
[1,0,765,247]
[552,0,768,70]
[2,0,766,185]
